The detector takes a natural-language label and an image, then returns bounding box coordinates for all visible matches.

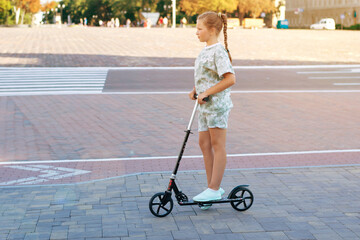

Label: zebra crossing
[0,67,108,96]
[296,66,360,86]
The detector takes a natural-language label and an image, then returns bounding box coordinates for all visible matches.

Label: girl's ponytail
[220,14,232,63]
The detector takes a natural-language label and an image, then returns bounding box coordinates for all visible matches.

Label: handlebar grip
[194,94,209,102]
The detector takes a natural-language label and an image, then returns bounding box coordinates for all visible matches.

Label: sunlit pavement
[0,27,360,239]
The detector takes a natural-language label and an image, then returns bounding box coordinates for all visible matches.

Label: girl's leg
[207,128,227,190]
[199,131,214,186]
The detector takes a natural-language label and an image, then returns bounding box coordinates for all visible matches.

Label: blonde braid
[220,14,232,63]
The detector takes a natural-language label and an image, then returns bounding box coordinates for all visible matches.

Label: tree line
[1,0,280,25]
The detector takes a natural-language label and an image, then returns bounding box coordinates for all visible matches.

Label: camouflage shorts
[197,110,231,132]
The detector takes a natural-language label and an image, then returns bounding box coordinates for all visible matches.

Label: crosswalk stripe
[0,67,108,95]
[0,82,104,86]
[0,81,105,83]
[0,88,103,92]
[0,76,106,78]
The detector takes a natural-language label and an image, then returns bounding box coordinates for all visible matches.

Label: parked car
[310,18,336,30]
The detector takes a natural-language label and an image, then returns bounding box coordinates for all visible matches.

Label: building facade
[286,0,360,27]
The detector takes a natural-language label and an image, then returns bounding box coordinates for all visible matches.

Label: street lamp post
[172,0,176,28]
[58,4,65,24]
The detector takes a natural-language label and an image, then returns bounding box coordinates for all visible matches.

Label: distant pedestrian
[115,18,120,28]
[84,17,87,26]
[181,17,187,28]
[158,17,163,27]
[126,19,131,28]
[163,17,168,28]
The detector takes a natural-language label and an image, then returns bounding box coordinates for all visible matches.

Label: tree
[41,0,58,23]
[54,0,86,24]
[237,0,275,25]
[180,0,237,16]
[0,0,12,24]
[11,0,41,24]
[85,0,112,24]
[110,0,143,24]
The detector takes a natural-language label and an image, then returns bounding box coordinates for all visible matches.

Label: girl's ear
[210,27,217,36]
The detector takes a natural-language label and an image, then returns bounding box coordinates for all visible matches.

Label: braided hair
[220,14,232,63]
[198,11,232,63]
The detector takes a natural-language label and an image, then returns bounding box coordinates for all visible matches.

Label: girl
[188,12,236,207]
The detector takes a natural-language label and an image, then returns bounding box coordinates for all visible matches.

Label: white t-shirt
[194,43,235,113]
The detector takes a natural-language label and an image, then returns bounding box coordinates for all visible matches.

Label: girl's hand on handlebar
[189,87,196,100]
[197,92,209,105]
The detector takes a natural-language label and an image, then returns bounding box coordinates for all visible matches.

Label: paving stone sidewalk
[1,27,360,67]
[1,165,359,240]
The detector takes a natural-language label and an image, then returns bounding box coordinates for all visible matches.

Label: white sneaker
[193,188,222,202]
[199,188,225,210]
[219,187,225,196]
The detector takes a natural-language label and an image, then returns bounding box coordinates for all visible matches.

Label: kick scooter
[149,95,254,217]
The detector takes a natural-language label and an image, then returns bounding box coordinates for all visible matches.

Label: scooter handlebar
[194,94,210,102]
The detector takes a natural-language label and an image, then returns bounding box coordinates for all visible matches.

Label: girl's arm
[198,72,236,104]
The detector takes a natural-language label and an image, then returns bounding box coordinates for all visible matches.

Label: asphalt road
[1,65,360,95]
[103,65,360,92]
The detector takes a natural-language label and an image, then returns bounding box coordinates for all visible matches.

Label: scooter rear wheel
[228,186,254,211]
[149,192,174,217]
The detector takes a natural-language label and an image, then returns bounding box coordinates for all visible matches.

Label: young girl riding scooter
[188,11,236,208]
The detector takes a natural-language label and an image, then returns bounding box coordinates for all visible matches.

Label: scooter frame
[149,97,254,217]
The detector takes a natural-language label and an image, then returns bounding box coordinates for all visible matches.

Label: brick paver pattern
[1,27,360,67]
[0,166,359,240]
[1,27,360,240]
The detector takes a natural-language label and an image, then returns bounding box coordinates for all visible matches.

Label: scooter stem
[172,100,199,176]
[187,101,199,130]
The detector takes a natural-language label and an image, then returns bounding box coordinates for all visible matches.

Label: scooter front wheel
[149,192,174,217]
[228,186,254,211]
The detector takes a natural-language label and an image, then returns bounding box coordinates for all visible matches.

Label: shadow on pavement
[1,53,359,67]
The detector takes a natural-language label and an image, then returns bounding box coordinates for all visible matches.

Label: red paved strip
[0,151,359,186]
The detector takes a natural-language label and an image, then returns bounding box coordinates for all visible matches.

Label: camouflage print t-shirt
[194,42,235,114]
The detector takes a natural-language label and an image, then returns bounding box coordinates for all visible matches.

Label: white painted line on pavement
[20,179,48,185]
[232,65,360,69]
[7,165,43,171]
[102,90,360,95]
[1,65,360,72]
[0,73,104,76]
[1,89,360,97]
[0,165,91,186]
[0,149,359,165]
[298,70,360,74]
[87,65,360,70]
[0,177,39,185]
[0,91,102,96]
[333,83,360,85]
[309,76,360,79]
[0,84,104,88]
[0,77,106,80]
[0,80,105,83]
[0,87,102,92]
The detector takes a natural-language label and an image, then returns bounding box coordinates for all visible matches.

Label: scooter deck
[178,197,244,206]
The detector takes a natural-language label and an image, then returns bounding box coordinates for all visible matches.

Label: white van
[310,18,336,30]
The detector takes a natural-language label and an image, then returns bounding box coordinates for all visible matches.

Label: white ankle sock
[207,188,219,193]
